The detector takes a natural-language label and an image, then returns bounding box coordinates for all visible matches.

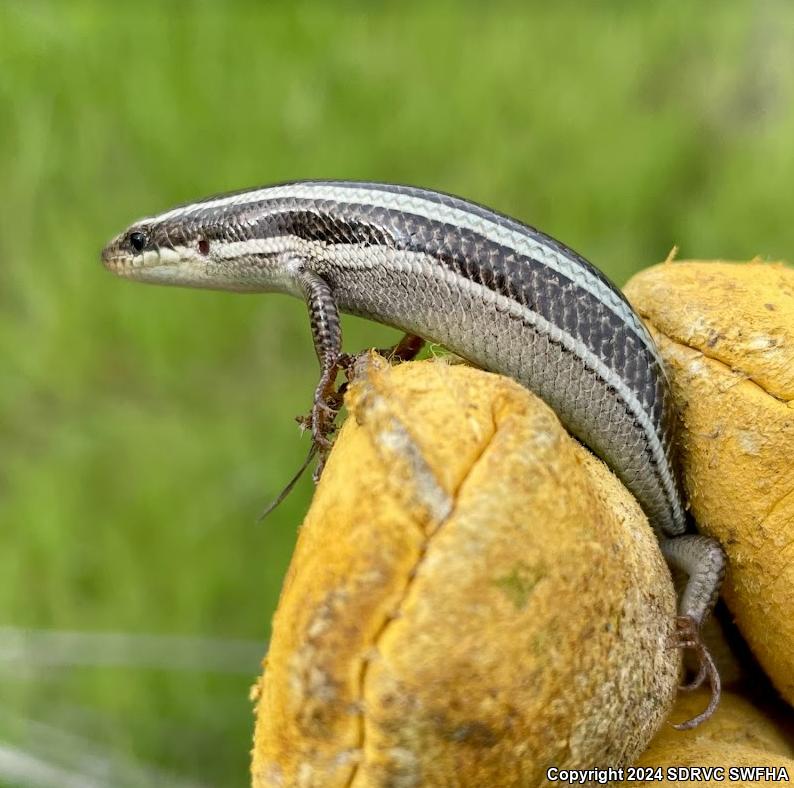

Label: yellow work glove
[251,260,794,786]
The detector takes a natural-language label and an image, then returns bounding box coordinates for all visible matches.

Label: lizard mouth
[100,239,180,279]
[101,247,141,277]
[101,241,213,288]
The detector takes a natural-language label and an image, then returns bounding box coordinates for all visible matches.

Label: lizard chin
[109,260,211,287]
[101,244,198,283]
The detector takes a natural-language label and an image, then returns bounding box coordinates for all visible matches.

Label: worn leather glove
[250,260,794,786]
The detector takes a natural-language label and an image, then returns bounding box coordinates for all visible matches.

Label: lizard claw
[305,377,345,469]
[307,398,339,483]
[258,443,319,521]
[276,335,421,508]
[679,658,708,693]
[295,403,334,451]
[669,615,721,729]
[261,381,341,519]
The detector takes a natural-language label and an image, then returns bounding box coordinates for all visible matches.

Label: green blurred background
[1,1,792,785]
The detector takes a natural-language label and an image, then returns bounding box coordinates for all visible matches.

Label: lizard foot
[302,377,347,482]
[669,615,721,730]
[259,375,343,520]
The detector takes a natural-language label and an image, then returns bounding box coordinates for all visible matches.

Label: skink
[101,180,726,727]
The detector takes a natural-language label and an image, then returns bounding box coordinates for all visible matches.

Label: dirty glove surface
[251,355,679,787]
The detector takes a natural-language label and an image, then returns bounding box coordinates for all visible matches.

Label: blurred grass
[0,0,793,784]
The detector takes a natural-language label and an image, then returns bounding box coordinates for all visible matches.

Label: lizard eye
[128,231,147,253]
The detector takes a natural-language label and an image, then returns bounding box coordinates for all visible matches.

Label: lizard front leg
[262,276,422,518]
[296,270,345,481]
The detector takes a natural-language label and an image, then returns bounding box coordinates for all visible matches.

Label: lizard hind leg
[669,615,721,729]
[661,534,727,729]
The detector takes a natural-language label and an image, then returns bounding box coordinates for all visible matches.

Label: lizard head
[101,216,213,288]
[101,200,298,294]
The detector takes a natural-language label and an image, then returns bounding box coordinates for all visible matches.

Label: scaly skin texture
[102,181,727,725]
[102,180,683,536]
